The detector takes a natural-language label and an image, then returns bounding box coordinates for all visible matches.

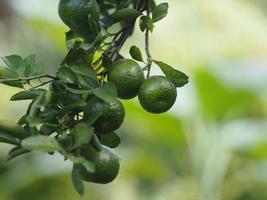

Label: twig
[145,1,153,78]
[0,74,57,83]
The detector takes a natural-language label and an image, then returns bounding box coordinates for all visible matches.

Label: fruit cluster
[0,0,188,195]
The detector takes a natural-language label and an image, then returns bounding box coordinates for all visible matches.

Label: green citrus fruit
[88,98,125,134]
[108,59,145,99]
[58,0,91,36]
[79,145,120,184]
[138,76,177,114]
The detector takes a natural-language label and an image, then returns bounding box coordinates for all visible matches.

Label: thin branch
[145,1,153,78]
[0,74,57,83]
[31,80,54,89]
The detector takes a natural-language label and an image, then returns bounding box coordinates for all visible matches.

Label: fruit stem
[145,0,153,78]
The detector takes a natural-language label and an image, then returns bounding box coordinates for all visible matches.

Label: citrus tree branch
[145,1,153,78]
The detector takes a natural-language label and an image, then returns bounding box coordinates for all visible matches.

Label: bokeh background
[1,0,267,199]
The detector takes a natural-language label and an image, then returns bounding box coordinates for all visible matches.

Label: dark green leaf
[0,80,24,88]
[60,99,87,113]
[148,0,156,10]
[77,75,99,89]
[70,62,98,81]
[88,0,100,22]
[66,31,81,50]
[110,8,142,23]
[84,97,103,125]
[5,146,29,162]
[130,46,143,62]
[0,132,19,145]
[21,135,62,152]
[71,123,94,149]
[27,92,51,124]
[40,123,57,135]
[102,54,112,71]
[91,134,102,152]
[153,60,189,87]
[139,16,154,32]
[0,119,28,139]
[152,3,169,22]
[92,82,117,103]
[100,132,121,148]
[57,67,78,84]
[72,165,85,196]
[10,89,45,101]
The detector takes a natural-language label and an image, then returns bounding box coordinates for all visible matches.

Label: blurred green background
[1,0,267,199]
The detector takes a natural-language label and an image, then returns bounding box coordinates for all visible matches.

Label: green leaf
[0,132,20,145]
[70,123,94,149]
[2,55,24,72]
[0,80,24,88]
[92,82,117,103]
[152,3,169,22]
[10,89,46,101]
[77,75,99,89]
[72,165,85,196]
[148,0,156,10]
[70,62,98,81]
[84,97,103,125]
[88,0,100,22]
[0,119,28,139]
[5,146,29,162]
[21,135,62,152]
[91,134,102,152]
[130,46,143,62]
[0,67,18,78]
[153,60,189,87]
[60,99,87,113]
[66,31,81,50]
[40,123,57,135]
[139,16,154,32]
[57,67,78,84]
[27,92,49,124]
[102,54,112,71]
[110,8,142,23]
[1,54,43,79]
[100,132,121,148]
[24,55,43,76]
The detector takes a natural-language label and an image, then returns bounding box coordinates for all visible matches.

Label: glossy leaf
[70,62,98,81]
[139,16,154,32]
[110,8,142,23]
[130,46,143,62]
[152,3,169,22]
[88,0,100,22]
[72,165,85,196]
[153,60,189,87]
[0,132,19,145]
[70,123,94,149]
[21,135,62,152]
[10,89,46,101]
[92,82,117,103]
[57,67,78,84]
[5,146,29,162]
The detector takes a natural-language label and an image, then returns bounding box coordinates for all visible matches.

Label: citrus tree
[0,0,188,195]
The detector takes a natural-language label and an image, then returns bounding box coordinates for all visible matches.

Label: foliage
[0,0,188,195]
